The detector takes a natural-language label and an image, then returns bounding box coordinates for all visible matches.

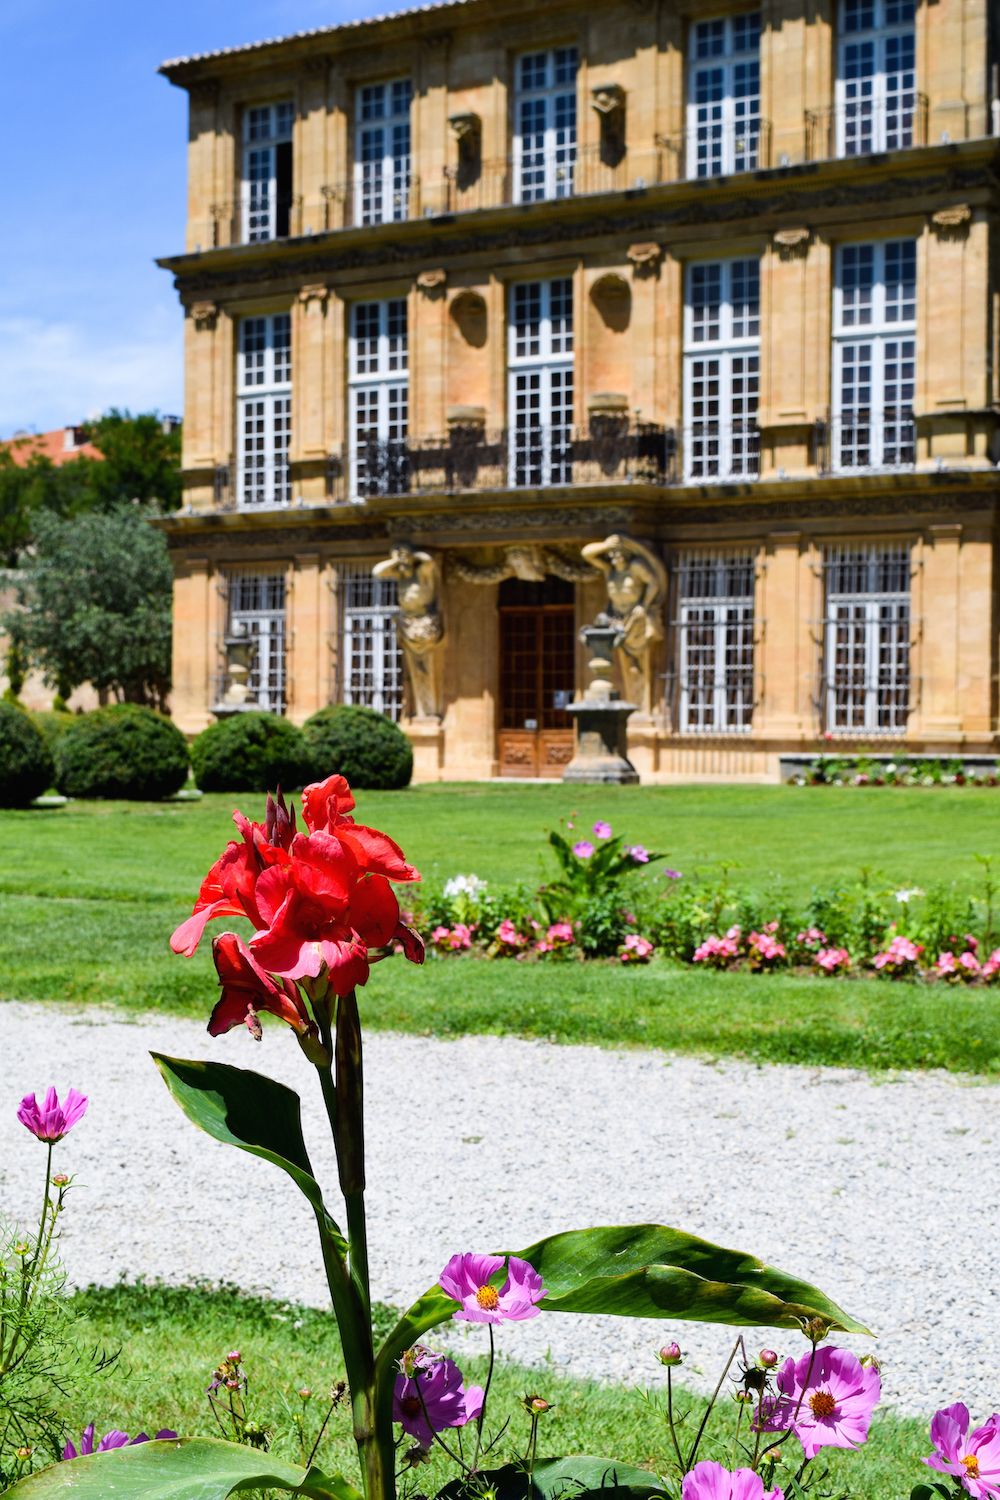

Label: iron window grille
[822,543,912,734]
[513,47,579,204]
[225,570,288,715]
[836,0,917,157]
[832,239,916,471]
[683,257,760,481]
[337,565,404,721]
[237,313,292,508]
[673,550,756,733]
[242,101,294,242]
[348,299,409,499]
[686,12,762,178]
[354,79,413,226]
[507,278,574,488]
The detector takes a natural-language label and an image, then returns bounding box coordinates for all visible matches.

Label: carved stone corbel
[298,283,329,306]
[190,301,218,331]
[772,226,811,259]
[416,268,447,296]
[590,84,624,117]
[627,242,663,276]
[930,203,972,238]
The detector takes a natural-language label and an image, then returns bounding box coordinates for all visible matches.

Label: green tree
[85,409,182,510]
[8,508,173,709]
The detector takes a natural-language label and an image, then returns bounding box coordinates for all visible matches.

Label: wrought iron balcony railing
[820,409,917,474]
[805,94,928,161]
[680,422,761,484]
[209,193,305,247]
[657,121,772,180]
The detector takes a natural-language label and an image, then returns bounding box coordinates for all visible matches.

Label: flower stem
[686,1336,741,1471]
[474,1324,496,1464]
[666,1368,685,1474]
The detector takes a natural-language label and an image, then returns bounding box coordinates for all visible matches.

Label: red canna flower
[209,932,317,1043]
[301,775,420,883]
[170,806,291,957]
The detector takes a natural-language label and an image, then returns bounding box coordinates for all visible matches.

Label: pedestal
[406,716,445,781]
[563,701,640,784]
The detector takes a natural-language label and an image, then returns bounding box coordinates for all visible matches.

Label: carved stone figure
[449,545,597,585]
[372,545,445,719]
[580,533,666,713]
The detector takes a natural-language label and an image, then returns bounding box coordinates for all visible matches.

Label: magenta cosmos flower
[924,1403,1000,1496]
[393,1349,484,1447]
[439,1253,546,1323]
[63,1424,177,1460]
[762,1346,879,1459]
[572,840,594,859]
[17,1087,88,1143]
[592,821,613,839]
[682,1461,783,1500]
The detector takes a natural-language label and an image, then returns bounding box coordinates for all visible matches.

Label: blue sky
[0,0,423,437]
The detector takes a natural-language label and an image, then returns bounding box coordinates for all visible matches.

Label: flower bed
[784,753,1000,788]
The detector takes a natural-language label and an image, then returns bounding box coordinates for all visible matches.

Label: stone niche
[587,273,633,398]
[447,290,490,418]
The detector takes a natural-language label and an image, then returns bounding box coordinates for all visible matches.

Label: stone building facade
[158,0,1000,780]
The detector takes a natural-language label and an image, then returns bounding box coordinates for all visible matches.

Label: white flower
[894,887,924,904]
[443,873,488,899]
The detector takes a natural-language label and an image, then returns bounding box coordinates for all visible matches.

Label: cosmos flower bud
[298,1387,312,1400]
[15,1447,32,1461]
[759,1349,779,1368]
[658,1342,682,1366]
[522,1394,553,1414]
[52,1173,70,1188]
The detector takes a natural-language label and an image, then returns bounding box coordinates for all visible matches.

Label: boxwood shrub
[0,701,55,806]
[303,704,413,791]
[55,704,190,800]
[191,711,312,793]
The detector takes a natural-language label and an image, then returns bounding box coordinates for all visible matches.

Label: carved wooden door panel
[497,581,575,777]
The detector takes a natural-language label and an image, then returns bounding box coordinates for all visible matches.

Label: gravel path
[1,1000,996,1419]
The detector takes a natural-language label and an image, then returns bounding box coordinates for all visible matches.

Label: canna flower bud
[657,1342,682,1366]
[759,1349,779,1368]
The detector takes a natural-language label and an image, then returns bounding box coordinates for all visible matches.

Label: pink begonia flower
[63,1425,177,1460]
[815,947,851,975]
[17,1087,88,1143]
[924,1402,1000,1497]
[959,951,982,978]
[593,821,613,839]
[572,840,594,859]
[762,1345,880,1459]
[682,1460,783,1500]
[797,927,827,948]
[982,949,1000,980]
[621,934,654,963]
[439,1252,546,1323]
[393,1349,484,1448]
[496,919,528,950]
[628,845,650,863]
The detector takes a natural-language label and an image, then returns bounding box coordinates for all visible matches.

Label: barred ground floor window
[823,543,911,734]
[675,550,755,732]
[226,571,287,714]
[338,565,404,721]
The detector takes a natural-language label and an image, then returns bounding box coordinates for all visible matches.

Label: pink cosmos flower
[924,1402,1000,1497]
[572,840,594,860]
[63,1425,177,1460]
[664,869,683,881]
[393,1349,484,1448]
[593,821,613,839]
[762,1345,880,1459]
[628,845,650,863]
[439,1252,546,1323]
[682,1460,783,1500]
[17,1087,88,1143]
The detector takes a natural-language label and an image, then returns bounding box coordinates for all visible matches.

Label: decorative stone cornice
[772,226,811,258]
[627,242,662,275]
[416,268,447,295]
[189,301,218,330]
[590,84,625,116]
[929,203,973,237]
[298,282,329,305]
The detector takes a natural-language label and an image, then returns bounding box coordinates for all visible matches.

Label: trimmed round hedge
[0,702,55,807]
[303,704,413,791]
[191,711,312,793]
[55,704,190,800]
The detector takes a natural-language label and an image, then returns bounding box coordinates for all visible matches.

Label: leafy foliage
[303,705,413,791]
[54,706,189,801]
[6,508,173,707]
[191,712,313,793]
[0,702,54,806]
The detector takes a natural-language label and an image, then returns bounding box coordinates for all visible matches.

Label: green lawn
[58,1280,927,1500]
[2,785,999,1074]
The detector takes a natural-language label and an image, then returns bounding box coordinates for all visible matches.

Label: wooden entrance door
[497,579,576,778]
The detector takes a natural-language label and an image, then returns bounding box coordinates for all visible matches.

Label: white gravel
[0,999,996,1420]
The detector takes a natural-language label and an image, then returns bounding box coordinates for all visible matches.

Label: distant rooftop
[159,0,475,77]
[2,427,102,467]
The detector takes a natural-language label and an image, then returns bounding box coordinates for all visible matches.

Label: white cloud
[0,305,183,435]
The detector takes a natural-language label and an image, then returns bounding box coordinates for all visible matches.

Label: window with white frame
[338,565,404,721]
[514,48,578,204]
[354,79,412,226]
[349,299,409,498]
[683,257,759,481]
[242,102,294,242]
[226,571,287,714]
[837,0,917,157]
[675,551,755,733]
[832,239,916,471]
[824,544,911,733]
[237,314,292,508]
[687,13,761,178]
[508,279,574,487]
